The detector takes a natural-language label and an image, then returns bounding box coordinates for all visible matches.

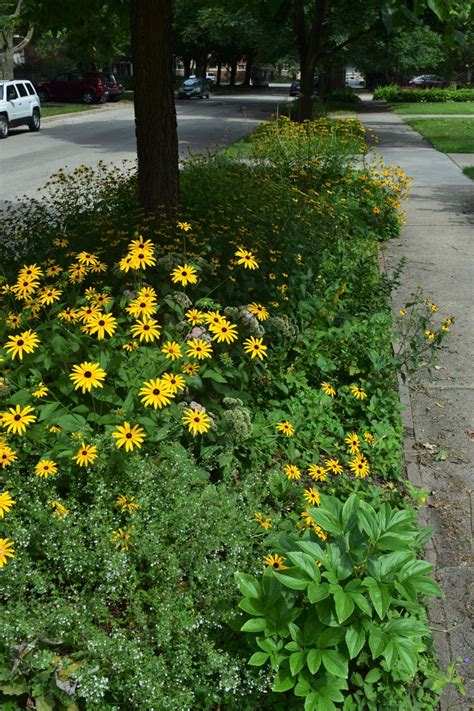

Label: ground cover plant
[405,117,474,152]
[0,117,460,710]
[373,86,474,103]
[40,104,97,118]
[463,166,474,179]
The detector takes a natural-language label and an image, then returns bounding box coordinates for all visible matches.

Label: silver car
[178,78,210,100]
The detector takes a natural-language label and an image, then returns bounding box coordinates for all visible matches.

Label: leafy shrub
[326,89,361,105]
[373,85,474,103]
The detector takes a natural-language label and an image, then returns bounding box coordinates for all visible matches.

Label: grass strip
[405,117,474,152]
[41,104,96,118]
[391,102,474,115]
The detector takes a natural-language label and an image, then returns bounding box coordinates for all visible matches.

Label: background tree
[0,0,33,80]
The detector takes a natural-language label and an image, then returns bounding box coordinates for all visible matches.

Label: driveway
[0,92,288,209]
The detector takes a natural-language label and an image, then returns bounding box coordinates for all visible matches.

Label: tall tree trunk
[242,53,254,86]
[183,57,191,79]
[130,0,179,213]
[0,30,14,80]
[229,59,237,87]
[216,61,222,87]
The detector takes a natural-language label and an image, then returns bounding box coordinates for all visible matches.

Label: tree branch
[12,0,24,19]
[13,25,34,52]
[319,23,378,61]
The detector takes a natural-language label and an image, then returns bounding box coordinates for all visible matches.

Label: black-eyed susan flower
[69,362,106,394]
[263,553,288,570]
[254,513,272,529]
[321,382,336,397]
[32,382,48,398]
[139,378,174,409]
[112,422,145,452]
[243,336,267,360]
[283,464,301,480]
[304,487,321,506]
[425,330,435,340]
[161,341,183,360]
[344,432,360,454]
[161,372,185,394]
[325,458,343,475]
[18,263,43,281]
[4,330,40,361]
[363,432,374,444]
[235,247,259,270]
[126,297,157,319]
[2,405,36,435]
[349,454,370,479]
[11,279,40,300]
[72,442,98,467]
[182,362,200,376]
[185,308,205,325]
[182,407,212,436]
[276,421,295,437]
[350,385,367,400]
[248,303,269,321]
[0,491,15,518]
[171,263,198,286]
[48,500,69,520]
[111,527,131,550]
[308,464,328,482]
[130,318,161,343]
[58,307,80,323]
[186,338,212,360]
[203,311,224,328]
[115,495,140,513]
[123,341,138,352]
[91,293,112,308]
[0,444,17,468]
[87,312,118,340]
[35,459,58,478]
[210,319,238,344]
[77,304,101,323]
[76,251,99,267]
[38,287,62,306]
[0,538,14,568]
[130,250,156,270]
[177,220,192,231]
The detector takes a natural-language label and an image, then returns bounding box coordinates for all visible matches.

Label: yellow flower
[344,432,360,454]
[35,459,58,478]
[32,382,48,398]
[0,444,17,468]
[38,287,62,306]
[210,319,238,344]
[186,338,213,360]
[123,341,138,352]
[203,311,224,328]
[308,464,328,482]
[69,362,106,394]
[126,297,157,319]
[399,309,407,316]
[321,382,336,397]
[161,372,186,394]
[18,263,43,281]
[177,221,192,231]
[72,442,98,467]
[243,336,267,360]
[76,251,99,266]
[325,458,343,475]
[248,303,269,321]
[48,500,69,520]
[283,464,301,480]
[0,491,16,518]
[349,454,370,479]
[425,330,435,340]
[139,378,174,409]
[2,405,36,435]
[11,278,40,300]
[130,318,161,343]
[4,330,40,361]
[0,538,14,568]
[350,385,367,400]
[263,553,288,570]
[185,308,205,325]
[111,527,131,550]
[115,495,140,513]
[303,487,321,506]
[112,422,145,452]
[77,304,101,323]
[235,247,259,270]
[87,312,118,340]
[58,307,80,323]
[182,362,200,376]
[161,341,183,360]
[170,263,198,286]
[182,407,212,436]
[363,432,374,444]
[275,421,295,437]
[254,513,272,529]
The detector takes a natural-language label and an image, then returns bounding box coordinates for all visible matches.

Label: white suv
[0,79,41,139]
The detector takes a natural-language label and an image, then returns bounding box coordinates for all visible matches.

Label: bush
[373,85,474,103]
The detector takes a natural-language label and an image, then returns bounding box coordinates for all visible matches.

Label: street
[0,91,288,209]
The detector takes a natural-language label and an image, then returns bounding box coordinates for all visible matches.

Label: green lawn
[41,104,96,118]
[463,166,474,179]
[406,117,474,152]
[218,135,254,159]
[392,102,474,115]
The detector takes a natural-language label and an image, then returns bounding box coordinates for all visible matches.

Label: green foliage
[373,86,474,102]
[236,493,444,709]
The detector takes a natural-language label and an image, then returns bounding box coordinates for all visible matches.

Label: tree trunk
[130,0,179,213]
[243,53,254,86]
[183,57,191,79]
[0,30,15,80]
[216,61,222,87]
[229,59,237,87]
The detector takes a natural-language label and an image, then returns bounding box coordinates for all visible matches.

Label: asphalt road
[0,91,289,210]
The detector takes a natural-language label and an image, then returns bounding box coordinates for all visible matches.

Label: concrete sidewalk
[358,110,474,708]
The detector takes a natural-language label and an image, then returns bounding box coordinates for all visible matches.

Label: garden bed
[0,118,458,709]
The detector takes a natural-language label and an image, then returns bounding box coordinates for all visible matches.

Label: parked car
[101,72,124,101]
[346,74,365,88]
[178,78,210,99]
[289,77,319,96]
[37,70,109,104]
[206,72,216,84]
[408,75,449,88]
[0,79,41,139]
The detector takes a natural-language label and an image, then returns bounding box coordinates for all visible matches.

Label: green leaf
[0,680,28,695]
[272,669,295,693]
[350,592,372,616]
[241,618,266,632]
[235,572,262,599]
[365,668,381,684]
[287,551,321,582]
[320,650,348,678]
[342,494,359,529]
[334,590,355,623]
[307,648,322,674]
[308,581,330,604]
[398,560,433,581]
[345,625,365,659]
[38,402,61,421]
[202,368,227,383]
[368,626,385,657]
[298,540,325,559]
[305,693,319,711]
[9,389,30,406]
[274,569,310,591]
[311,509,342,536]
[239,598,265,616]
[248,652,270,667]
[290,651,306,677]
[410,575,443,597]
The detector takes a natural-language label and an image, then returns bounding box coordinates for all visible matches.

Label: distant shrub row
[374,85,474,103]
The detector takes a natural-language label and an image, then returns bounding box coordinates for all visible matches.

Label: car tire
[28,108,41,132]
[83,90,96,104]
[0,114,9,139]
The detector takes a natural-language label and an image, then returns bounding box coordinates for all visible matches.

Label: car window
[6,85,18,100]
[25,81,36,95]
[55,73,69,82]
[183,79,199,86]
[69,72,84,82]
[0,86,3,101]
[17,83,28,97]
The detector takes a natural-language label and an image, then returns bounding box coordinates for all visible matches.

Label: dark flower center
[14,415,21,421]
[143,325,150,331]
[98,320,105,326]
[273,562,279,568]
[84,371,92,378]
[125,432,132,439]
[194,417,200,422]
[17,339,24,346]
[153,389,160,395]
[82,450,87,456]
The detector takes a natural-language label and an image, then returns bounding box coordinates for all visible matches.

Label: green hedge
[374,85,474,103]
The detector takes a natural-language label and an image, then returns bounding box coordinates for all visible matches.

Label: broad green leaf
[410,575,443,597]
[307,648,322,674]
[239,598,265,616]
[398,560,433,581]
[305,692,319,711]
[272,669,295,693]
[290,651,306,677]
[368,626,385,658]
[38,402,61,421]
[308,581,329,604]
[311,509,343,536]
[248,652,270,667]
[350,592,372,616]
[396,639,418,675]
[317,627,345,649]
[289,622,304,645]
[345,625,365,659]
[298,540,325,559]
[287,551,321,582]
[0,680,29,695]
[274,569,310,591]
[241,618,266,632]
[365,668,381,684]
[342,494,359,529]
[235,572,262,599]
[202,368,227,383]
[320,650,348,678]
[334,590,355,623]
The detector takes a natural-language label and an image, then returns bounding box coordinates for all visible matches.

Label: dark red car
[37,70,109,104]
